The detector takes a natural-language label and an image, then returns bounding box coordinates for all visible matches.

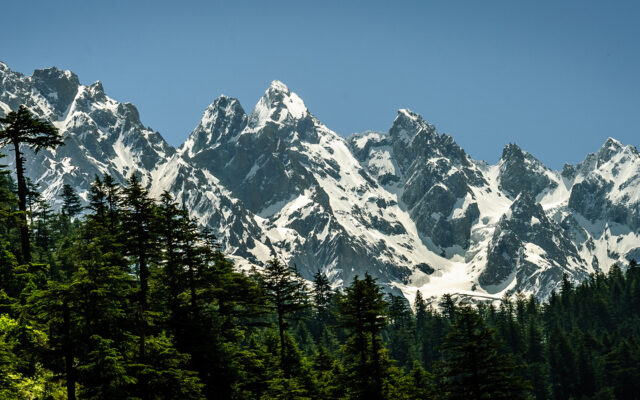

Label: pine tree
[87,176,107,223]
[121,173,158,398]
[400,360,435,400]
[103,174,122,232]
[338,273,392,400]
[602,338,640,399]
[311,345,342,399]
[0,105,63,263]
[312,270,332,322]
[61,183,82,218]
[414,291,427,332]
[32,197,54,262]
[260,258,309,376]
[437,305,530,400]
[524,318,550,400]
[311,270,333,341]
[547,324,576,400]
[386,293,417,369]
[155,191,187,332]
[0,158,20,271]
[25,177,40,227]
[439,293,456,321]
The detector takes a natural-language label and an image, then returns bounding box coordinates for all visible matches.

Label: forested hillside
[1,109,640,399]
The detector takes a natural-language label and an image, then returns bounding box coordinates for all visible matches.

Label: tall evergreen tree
[260,258,309,376]
[338,273,392,400]
[386,293,417,369]
[0,105,63,263]
[547,324,576,400]
[121,173,158,398]
[312,270,332,322]
[524,318,550,400]
[439,293,456,321]
[437,305,530,400]
[311,270,334,342]
[61,183,82,218]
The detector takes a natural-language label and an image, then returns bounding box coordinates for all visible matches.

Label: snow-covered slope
[348,110,639,302]
[0,62,265,267]
[0,62,173,203]
[175,81,449,290]
[1,62,638,303]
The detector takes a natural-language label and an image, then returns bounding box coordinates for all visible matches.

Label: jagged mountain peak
[179,95,247,158]
[248,80,309,128]
[479,187,588,298]
[84,81,107,102]
[200,94,246,128]
[389,108,437,143]
[499,143,550,167]
[397,108,421,120]
[576,137,639,175]
[596,136,636,163]
[269,79,290,92]
[499,142,544,169]
[89,80,104,92]
[207,94,243,113]
[32,66,80,115]
[501,142,524,159]
[602,136,622,147]
[32,66,80,86]
[568,138,640,232]
[498,142,556,198]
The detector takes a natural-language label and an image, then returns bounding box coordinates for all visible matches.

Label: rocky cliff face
[1,61,638,303]
[498,143,557,199]
[0,62,173,203]
[480,192,588,299]
[349,110,486,253]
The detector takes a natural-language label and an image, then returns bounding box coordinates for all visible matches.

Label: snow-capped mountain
[0,62,173,201]
[1,62,638,303]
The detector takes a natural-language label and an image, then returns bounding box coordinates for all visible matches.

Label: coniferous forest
[2,108,640,399]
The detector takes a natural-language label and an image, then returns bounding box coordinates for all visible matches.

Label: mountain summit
[248,80,309,129]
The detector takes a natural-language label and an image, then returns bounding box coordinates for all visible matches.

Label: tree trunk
[466,318,482,400]
[371,329,382,398]
[277,302,287,376]
[137,217,148,400]
[63,299,76,400]
[13,141,30,263]
[139,267,148,400]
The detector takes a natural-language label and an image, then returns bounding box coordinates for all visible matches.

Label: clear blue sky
[3,0,639,168]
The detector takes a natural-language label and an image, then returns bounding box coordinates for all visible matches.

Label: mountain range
[1,61,639,303]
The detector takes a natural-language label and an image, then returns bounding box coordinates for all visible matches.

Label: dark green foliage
[1,123,640,398]
[386,293,417,369]
[0,105,63,263]
[311,270,333,337]
[338,273,397,400]
[436,305,531,400]
[400,360,435,399]
[259,258,309,376]
[61,183,82,218]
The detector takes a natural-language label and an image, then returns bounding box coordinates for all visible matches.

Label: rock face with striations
[480,192,588,299]
[1,61,639,302]
[349,110,485,253]
[567,138,640,231]
[179,81,428,286]
[498,143,557,199]
[0,62,173,203]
